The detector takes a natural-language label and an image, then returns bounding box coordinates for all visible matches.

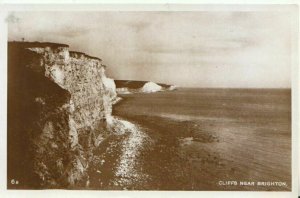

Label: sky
[8,10,296,88]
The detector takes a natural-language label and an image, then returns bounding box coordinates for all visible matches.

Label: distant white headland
[115,80,176,94]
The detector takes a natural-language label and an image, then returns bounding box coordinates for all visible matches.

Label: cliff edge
[8,41,117,188]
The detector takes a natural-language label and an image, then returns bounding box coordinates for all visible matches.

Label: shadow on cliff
[7,42,71,189]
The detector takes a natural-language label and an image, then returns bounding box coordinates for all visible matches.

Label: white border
[0,2,298,198]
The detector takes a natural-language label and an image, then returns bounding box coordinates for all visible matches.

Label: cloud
[52,26,91,38]
[137,36,255,55]
[123,20,151,32]
[8,10,293,88]
[6,12,20,23]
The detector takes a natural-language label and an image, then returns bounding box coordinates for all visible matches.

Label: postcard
[0,3,298,198]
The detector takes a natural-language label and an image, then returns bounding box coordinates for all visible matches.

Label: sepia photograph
[3,4,298,195]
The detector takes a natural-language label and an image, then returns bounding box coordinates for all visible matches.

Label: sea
[89,88,291,191]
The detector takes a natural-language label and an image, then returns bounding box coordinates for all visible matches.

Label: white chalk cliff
[8,42,117,188]
[141,82,162,93]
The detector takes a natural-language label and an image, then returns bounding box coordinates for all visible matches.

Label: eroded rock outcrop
[8,42,117,188]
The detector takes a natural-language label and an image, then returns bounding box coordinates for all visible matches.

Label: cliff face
[8,42,117,188]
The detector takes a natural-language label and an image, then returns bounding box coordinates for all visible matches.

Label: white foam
[116,87,131,94]
[159,113,235,122]
[180,137,194,146]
